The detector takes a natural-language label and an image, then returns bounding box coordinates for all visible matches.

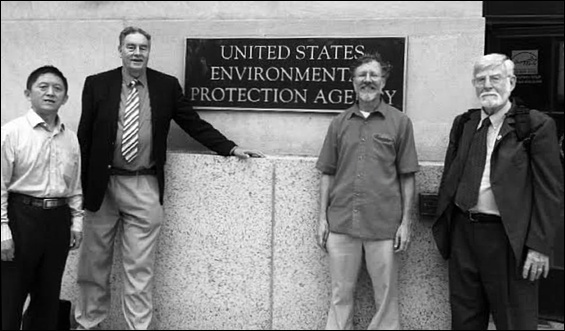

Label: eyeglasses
[473,75,511,87]
[354,72,385,81]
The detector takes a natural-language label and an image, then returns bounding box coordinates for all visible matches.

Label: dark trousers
[1,198,71,330]
[449,208,538,330]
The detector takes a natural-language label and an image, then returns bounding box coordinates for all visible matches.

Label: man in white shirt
[1,65,83,330]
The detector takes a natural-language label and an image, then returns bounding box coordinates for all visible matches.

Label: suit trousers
[449,208,538,330]
[1,198,71,330]
[75,175,164,330]
[325,232,400,330]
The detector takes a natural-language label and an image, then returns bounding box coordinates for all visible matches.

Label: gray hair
[473,53,515,77]
[119,26,152,48]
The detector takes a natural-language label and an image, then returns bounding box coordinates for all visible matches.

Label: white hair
[473,53,515,77]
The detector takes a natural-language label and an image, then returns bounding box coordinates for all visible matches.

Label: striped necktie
[122,79,140,163]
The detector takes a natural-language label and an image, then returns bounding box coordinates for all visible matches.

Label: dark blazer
[433,103,564,265]
[78,67,236,211]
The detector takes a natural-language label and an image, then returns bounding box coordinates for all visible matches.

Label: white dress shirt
[471,103,512,215]
[1,110,83,241]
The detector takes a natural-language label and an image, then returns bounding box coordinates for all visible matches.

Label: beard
[357,85,381,102]
[479,91,509,114]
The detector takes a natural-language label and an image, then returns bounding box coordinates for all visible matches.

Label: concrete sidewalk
[488,320,564,330]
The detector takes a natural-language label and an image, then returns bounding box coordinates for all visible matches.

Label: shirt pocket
[57,147,79,188]
[371,133,396,162]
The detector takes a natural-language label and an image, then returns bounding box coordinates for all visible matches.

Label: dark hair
[26,65,68,94]
[119,26,152,48]
[350,52,392,79]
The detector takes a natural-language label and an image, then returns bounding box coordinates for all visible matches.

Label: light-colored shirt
[316,101,420,240]
[1,110,83,241]
[471,103,512,215]
[360,110,370,118]
[112,68,154,171]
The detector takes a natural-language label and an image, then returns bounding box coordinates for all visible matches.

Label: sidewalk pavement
[488,320,564,330]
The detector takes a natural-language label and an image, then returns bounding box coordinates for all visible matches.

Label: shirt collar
[122,67,147,88]
[347,98,388,120]
[480,101,511,130]
[25,109,65,132]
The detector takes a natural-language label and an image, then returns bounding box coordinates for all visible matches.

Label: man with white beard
[433,53,563,330]
[315,53,419,330]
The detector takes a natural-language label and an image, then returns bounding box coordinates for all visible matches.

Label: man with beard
[315,52,419,329]
[433,53,563,329]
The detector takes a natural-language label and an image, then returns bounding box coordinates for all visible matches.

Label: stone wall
[60,153,448,329]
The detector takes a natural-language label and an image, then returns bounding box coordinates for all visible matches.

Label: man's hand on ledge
[232,147,265,159]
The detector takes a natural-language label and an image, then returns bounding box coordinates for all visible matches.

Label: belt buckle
[43,198,58,209]
[468,211,479,222]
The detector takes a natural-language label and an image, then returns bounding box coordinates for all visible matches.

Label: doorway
[485,1,564,323]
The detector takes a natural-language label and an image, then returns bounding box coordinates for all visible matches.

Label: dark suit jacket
[77,67,236,211]
[433,103,564,265]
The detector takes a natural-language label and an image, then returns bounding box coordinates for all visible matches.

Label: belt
[459,208,501,223]
[109,167,156,176]
[10,193,68,209]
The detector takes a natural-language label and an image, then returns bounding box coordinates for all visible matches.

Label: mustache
[480,91,500,97]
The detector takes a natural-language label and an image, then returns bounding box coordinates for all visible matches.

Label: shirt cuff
[71,216,83,233]
[229,146,238,156]
[315,162,336,175]
[1,223,13,242]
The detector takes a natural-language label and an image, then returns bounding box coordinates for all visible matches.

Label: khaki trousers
[325,232,400,330]
[75,175,164,330]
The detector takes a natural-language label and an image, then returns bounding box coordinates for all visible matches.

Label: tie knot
[128,79,139,88]
[481,117,491,129]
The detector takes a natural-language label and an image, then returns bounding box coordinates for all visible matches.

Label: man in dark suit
[74,26,263,330]
[433,53,563,330]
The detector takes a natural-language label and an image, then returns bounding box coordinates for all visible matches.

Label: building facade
[2,1,561,329]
